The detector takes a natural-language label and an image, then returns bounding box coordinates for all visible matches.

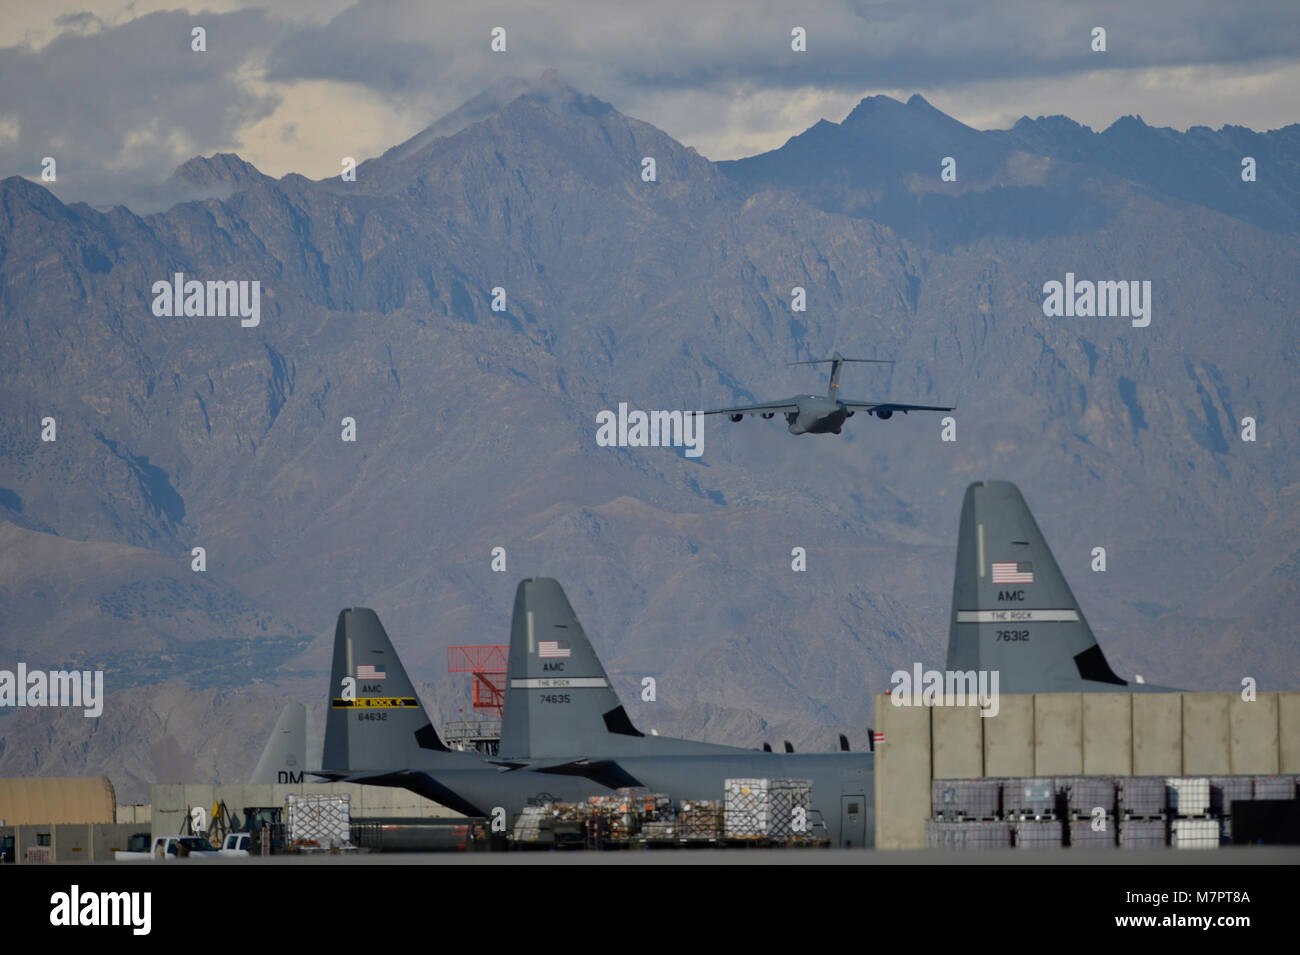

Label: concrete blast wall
[875,691,1299,849]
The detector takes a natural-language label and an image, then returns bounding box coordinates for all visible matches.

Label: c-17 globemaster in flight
[703,351,953,435]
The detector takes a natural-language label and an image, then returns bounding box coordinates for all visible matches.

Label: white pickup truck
[115,835,221,861]
[219,833,251,857]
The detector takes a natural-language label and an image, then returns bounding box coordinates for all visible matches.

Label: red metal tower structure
[446,645,508,718]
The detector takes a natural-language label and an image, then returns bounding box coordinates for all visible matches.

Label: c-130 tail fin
[946,481,1175,693]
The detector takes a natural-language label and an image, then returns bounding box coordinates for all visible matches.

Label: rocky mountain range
[1,71,1295,802]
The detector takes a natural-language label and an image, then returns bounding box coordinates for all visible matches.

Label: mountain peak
[1104,114,1149,134]
[170,153,267,188]
[842,93,908,124]
[378,71,611,167]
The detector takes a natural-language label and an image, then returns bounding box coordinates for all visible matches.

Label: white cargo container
[1172,818,1219,849]
[723,778,812,838]
[1166,777,1211,817]
[286,793,351,848]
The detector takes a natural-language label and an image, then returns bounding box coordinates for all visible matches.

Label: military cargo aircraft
[703,351,952,434]
[314,480,1176,846]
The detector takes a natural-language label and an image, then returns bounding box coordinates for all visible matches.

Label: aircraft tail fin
[499,578,640,758]
[250,701,307,784]
[945,481,1129,692]
[321,608,448,771]
[787,352,892,397]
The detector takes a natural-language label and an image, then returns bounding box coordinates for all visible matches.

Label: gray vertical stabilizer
[945,481,1131,692]
[500,578,641,758]
[321,608,448,771]
[250,701,307,784]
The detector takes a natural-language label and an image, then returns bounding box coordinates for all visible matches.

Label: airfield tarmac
[111,846,1300,865]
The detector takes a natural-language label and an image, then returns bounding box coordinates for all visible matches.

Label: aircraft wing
[702,400,798,417]
[309,768,418,784]
[488,757,643,789]
[841,400,954,414]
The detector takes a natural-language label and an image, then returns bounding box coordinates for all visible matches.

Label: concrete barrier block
[92,823,141,862]
[151,784,185,815]
[1083,693,1132,775]
[1279,693,1300,773]
[53,823,90,863]
[182,784,216,826]
[1182,693,1230,775]
[1035,694,1083,776]
[932,704,984,779]
[242,784,276,809]
[1133,693,1182,775]
[984,694,1034,777]
[874,692,931,850]
[1229,692,1279,774]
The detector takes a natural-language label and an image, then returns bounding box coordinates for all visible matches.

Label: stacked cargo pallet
[926,778,1008,849]
[1213,775,1298,844]
[510,805,554,845]
[676,800,723,843]
[1209,776,1253,843]
[723,778,812,842]
[285,793,352,850]
[575,787,673,845]
[924,818,1011,849]
[1167,778,1217,849]
[511,788,677,848]
[926,776,1277,850]
[1004,777,1063,848]
[1064,776,1116,848]
[1117,776,1167,848]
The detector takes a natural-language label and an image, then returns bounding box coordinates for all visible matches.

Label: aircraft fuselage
[361,750,875,848]
[788,395,850,435]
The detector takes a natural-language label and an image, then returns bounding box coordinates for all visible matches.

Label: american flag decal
[991,561,1033,584]
[872,732,885,745]
[538,640,571,658]
[357,664,386,680]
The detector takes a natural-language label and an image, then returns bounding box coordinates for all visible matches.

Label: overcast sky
[3,0,1297,207]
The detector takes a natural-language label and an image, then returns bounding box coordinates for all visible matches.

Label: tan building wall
[0,776,115,825]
